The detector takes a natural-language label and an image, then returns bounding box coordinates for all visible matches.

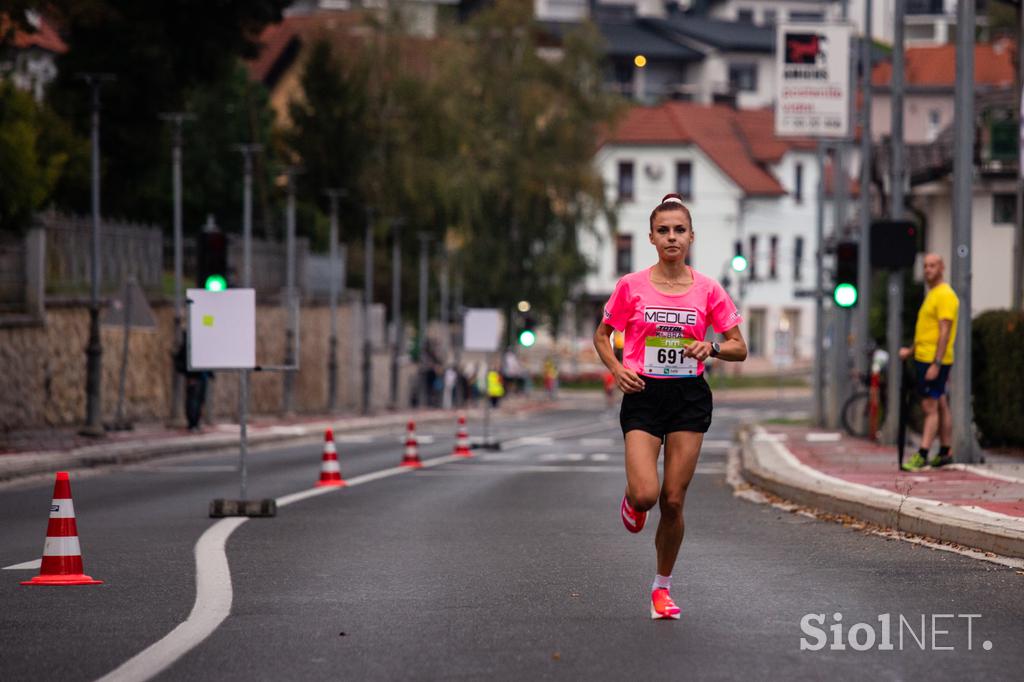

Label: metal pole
[326,189,344,411]
[115,277,133,426]
[856,1,873,377]
[440,245,451,409]
[828,143,849,429]
[362,209,374,415]
[1015,2,1024,311]
[389,219,403,409]
[951,0,976,462]
[236,144,259,498]
[882,0,905,445]
[417,232,430,409]
[813,141,828,426]
[283,168,298,415]
[81,75,111,437]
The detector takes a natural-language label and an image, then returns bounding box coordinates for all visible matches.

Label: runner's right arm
[594,322,645,394]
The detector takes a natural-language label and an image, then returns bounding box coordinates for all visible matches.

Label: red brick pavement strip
[763,424,1024,518]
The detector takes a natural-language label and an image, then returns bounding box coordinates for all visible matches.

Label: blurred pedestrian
[899,253,959,471]
[173,332,212,432]
[486,368,505,408]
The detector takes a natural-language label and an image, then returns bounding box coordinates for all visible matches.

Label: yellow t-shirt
[913,282,959,365]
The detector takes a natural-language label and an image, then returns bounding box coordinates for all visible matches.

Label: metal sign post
[464,308,503,450]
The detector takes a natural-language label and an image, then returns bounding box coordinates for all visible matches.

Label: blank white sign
[187,288,256,369]
[463,308,503,352]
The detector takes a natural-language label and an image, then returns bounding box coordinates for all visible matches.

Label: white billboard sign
[187,288,256,369]
[775,23,851,138]
[463,308,503,352]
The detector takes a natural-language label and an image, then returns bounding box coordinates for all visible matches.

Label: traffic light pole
[856,1,874,379]
[882,0,905,445]
[235,144,260,499]
[813,141,827,427]
[951,0,977,462]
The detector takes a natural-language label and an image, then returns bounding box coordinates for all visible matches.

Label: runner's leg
[920,396,938,451]
[624,430,662,511]
[656,431,703,577]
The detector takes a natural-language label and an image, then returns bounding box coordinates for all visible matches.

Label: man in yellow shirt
[899,254,959,470]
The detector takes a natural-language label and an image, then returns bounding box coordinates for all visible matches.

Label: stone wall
[0,300,413,431]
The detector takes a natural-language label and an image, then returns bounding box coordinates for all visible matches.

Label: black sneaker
[929,453,953,468]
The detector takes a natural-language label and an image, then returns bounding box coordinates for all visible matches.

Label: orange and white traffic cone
[21,472,103,586]
[452,414,472,458]
[401,420,422,468]
[315,428,347,487]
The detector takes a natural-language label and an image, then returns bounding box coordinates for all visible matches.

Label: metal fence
[40,211,164,295]
[226,234,309,299]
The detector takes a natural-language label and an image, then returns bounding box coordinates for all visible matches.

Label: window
[747,308,766,357]
[769,235,779,279]
[617,161,634,201]
[793,236,804,282]
[993,194,1017,224]
[748,235,758,280]
[794,162,804,204]
[790,11,824,22]
[615,233,633,275]
[927,109,942,141]
[762,9,777,25]
[675,161,693,199]
[736,8,754,23]
[728,63,758,93]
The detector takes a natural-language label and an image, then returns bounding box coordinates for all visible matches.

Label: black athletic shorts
[619,374,713,438]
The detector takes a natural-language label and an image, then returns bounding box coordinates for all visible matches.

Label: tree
[45,0,290,223]
[0,81,87,234]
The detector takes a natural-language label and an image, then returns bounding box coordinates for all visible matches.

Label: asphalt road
[1,395,1022,681]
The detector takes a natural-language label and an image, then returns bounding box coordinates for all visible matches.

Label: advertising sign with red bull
[775,23,851,138]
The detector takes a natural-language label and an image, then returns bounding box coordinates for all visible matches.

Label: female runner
[594,193,747,619]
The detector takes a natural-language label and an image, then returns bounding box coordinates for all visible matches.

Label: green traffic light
[833,283,858,308]
[731,255,748,273]
[204,274,227,292]
[518,329,536,347]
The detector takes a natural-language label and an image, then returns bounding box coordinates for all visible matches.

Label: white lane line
[135,465,239,474]
[701,439,733,450]
[95,453,447,682]
[590,453,611,462]
[580,438,615,446]
[3,558,41,570]
[806,432,842,442]
[95,517,246,682]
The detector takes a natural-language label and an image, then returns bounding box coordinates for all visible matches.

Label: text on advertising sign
[775,23,851,138]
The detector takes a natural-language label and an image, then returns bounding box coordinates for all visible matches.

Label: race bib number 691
[644,337,698,376]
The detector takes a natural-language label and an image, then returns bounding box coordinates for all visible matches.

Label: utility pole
[814,141,828,426]
[79,73,114,437]
[856,0,874,377]
[161,112,195,423]
[282,167,300,415]
[235,144,261,458]
[951,0,977,462]
[1015,0,1024,311]
[439,244,451,409]
[389,218,404,410]
[882,0,905,445]
[362,209,375,415]
[417,232,430,409]
[325,189,345,411]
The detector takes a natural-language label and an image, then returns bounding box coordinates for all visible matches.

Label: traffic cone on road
[315,429,347,487]
[452,414,472,458]
[21,472,103,586]
[401,420,422,468]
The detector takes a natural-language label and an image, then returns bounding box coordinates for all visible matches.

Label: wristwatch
[710,342,721,358]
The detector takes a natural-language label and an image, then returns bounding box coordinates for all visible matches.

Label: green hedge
[972,310,1024,447]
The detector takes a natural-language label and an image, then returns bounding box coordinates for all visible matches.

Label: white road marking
[590,453,611,462]
[135,465,239,474]
[806,432,842,442]
[580,438,615,446]
[538,453,584,462]
[701,439,733,450]
[516,437,554,445]
[479,452,526,462]
[3,559,41,570]
[332,435,374,444]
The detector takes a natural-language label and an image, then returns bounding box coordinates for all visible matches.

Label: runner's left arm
[685,326,747,362]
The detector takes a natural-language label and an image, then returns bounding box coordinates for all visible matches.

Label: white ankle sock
[652,574,672,591]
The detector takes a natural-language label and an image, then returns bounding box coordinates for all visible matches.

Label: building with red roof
[583,100,855,364]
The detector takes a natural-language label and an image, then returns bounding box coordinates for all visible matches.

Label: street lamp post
[417,232,430,409]
[362,209,375,415]
[79,73,114,437]
[389,218,404,410]
[325,189,345,412]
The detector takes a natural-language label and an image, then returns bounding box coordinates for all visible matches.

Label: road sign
[775,23,851,138]
[102,279,156,329]
[463,308,503,352]
[187,288,255,370]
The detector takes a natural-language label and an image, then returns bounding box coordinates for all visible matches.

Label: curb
[0,408,500,484]
[738,424,1024,559]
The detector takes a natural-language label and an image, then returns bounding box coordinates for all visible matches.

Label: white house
[581,101,855,364]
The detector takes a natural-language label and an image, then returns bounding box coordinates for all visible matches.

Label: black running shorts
[619,375,713,438]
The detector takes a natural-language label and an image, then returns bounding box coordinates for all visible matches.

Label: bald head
[923,253,945,286]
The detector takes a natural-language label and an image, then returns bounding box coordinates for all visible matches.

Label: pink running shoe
[650,588,681,620]
[620,493,647,533]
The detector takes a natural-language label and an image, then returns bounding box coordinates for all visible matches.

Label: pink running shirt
[603,267,742,378]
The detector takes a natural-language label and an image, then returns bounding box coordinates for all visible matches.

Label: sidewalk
[0,396,554,484]
[739,422,1024,559]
